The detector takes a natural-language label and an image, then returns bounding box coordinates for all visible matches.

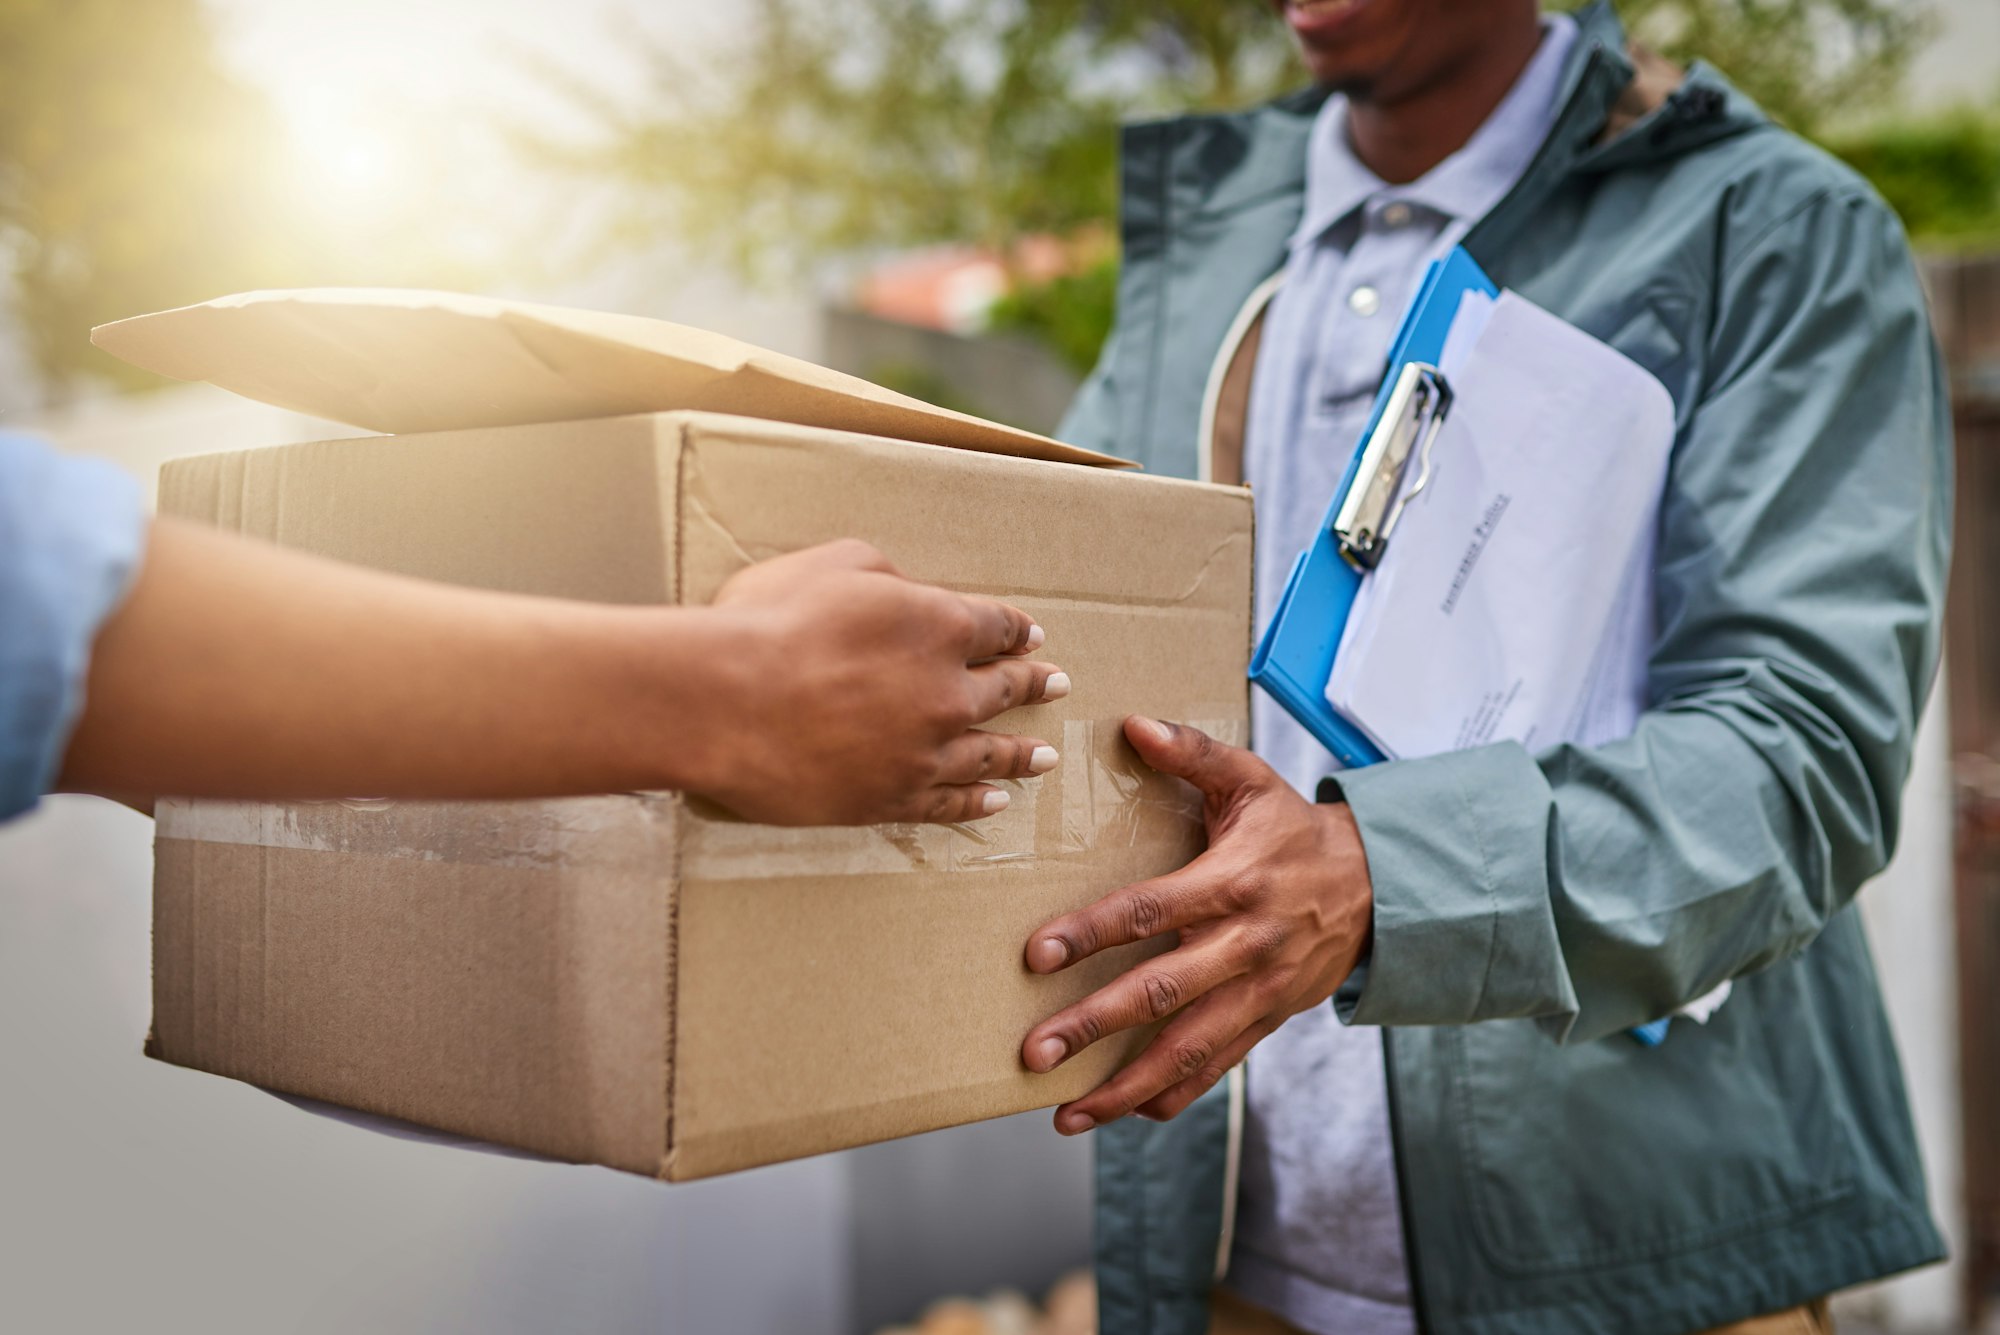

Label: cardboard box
[95,291,1253,1180]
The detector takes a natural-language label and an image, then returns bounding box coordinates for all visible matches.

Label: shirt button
[1348,285,1381,317]
[1380,201,1412,228]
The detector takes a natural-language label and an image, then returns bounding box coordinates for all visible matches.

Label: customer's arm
[1019,190,1948,1130]
[54,518,1061,826]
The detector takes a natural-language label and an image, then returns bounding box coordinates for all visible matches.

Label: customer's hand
[59,523,1065,821]
[697,540,1068,826]
[1019,717,1371,1131]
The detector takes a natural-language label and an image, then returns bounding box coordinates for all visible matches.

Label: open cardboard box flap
[92,287,1133,469]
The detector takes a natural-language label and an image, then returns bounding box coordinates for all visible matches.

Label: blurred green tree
[528,1,1303,278]
[1564,0,1930,136]
[0,0,304,400]
[549,0,1953,370]
[1829,107,2000,247]
[987,256,1121,376]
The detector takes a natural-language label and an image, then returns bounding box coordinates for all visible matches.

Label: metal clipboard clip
[1331,361,1454,572]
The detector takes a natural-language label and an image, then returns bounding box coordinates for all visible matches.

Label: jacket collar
[1144,2,1765,232]
[1290,13,1580,253]
[1454,2,1765,266]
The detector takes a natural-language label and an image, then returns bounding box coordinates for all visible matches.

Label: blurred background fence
[1933,252,2000,1325]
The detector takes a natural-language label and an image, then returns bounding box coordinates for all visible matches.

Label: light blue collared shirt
[0,433,147,821]
[1230,18,1577,1335]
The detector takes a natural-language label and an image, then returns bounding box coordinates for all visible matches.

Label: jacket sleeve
[1331,190,1952,1043]
[0,434,148,822]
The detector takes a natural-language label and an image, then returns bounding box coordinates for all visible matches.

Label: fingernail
[1131,716,1170,744]
[1025,623,1046,651]
[981,789,1010,815]
[1033,1036,1067,1071]
[1057,1111,1095,1136]
[1043,672,1072,700]
[1028,745,1059,775]
[1030,936,1070,971]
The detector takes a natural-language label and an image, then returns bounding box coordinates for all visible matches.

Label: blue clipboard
[1248,248,1684,1049]
[1248,246,1498,768]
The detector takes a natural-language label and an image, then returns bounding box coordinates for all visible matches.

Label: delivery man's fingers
[956,594,1045,660]
[1049,982,1278,1135]
[1122,715,1267,800]
[964,658,1069,722]
[1024,857,1230,973]
[1021,933,1248,1074]
[904,783,1013,825]
[933,731,1059,786]
[1131,1019,1272,1124]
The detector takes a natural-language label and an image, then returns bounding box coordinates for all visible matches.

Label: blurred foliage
[0,0,298,398]
[987,255,1120,376]
[2,0,1961,401]
[1828,106,2000,247]
[551,0,1962,375]
[527,0,1303,278]
[1,0,505,403]
[1550,0,1930,136]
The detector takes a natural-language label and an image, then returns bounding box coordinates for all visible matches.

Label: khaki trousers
[1209,1287,1836,1335]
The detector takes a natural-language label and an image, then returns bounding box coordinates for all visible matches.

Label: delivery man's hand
[699,540,1068,826]
[1019,717,1371,1132]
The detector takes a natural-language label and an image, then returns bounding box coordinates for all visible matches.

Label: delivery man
[2,431,1065,827]
[1020,2,1949,1333]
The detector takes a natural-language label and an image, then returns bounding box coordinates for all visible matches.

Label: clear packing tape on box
[152,717,1246,884]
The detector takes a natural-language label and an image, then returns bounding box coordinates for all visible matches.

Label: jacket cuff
[1327,743,1577,1027]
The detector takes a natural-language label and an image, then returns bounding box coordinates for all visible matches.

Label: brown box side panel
[154,416,691,1172]
[665,417,1252,1178]
[670,850,1183,1180]
[152,797,678,1176]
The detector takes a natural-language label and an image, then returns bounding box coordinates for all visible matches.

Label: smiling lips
[1284,0,1375,37]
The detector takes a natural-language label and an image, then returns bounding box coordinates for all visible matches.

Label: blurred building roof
[850,236,1088,335]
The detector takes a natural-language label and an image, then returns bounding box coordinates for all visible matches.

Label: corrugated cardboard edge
[657,418,690,1182]
[660,790,684,1182]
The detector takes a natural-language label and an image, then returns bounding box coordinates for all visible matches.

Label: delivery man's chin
[1278,0,1416,92]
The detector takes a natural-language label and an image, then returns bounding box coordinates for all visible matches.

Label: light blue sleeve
[0,432,148,821]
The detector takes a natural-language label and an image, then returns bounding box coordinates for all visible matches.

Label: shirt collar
[1291,13,1579,251]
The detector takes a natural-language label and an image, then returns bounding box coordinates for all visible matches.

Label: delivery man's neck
[1344,15,1546,186]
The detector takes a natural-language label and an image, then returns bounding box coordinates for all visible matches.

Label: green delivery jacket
[1059,6,1952,1333]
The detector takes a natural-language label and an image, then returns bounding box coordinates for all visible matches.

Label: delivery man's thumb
[1122,716,1259,798]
